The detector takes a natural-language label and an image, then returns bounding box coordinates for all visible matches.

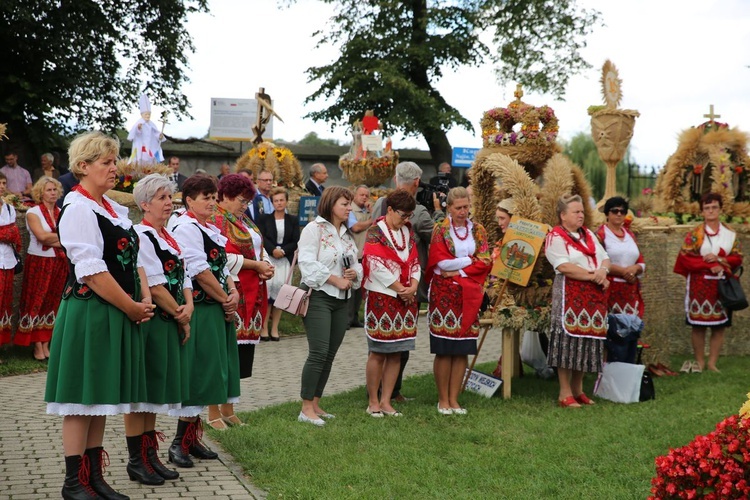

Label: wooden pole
[461,279,509,392]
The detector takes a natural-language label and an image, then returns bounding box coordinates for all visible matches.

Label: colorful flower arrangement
[649,393,750,499]
[112,160,172,193]
[480,104,559,148]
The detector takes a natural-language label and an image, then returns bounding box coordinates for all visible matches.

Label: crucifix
[252,87,284,145]
[703,104,721,123]
[514,83,524,101]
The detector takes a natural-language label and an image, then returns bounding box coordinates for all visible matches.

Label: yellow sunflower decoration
[235,141,302,188]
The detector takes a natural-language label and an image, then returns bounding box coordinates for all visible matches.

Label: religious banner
[490,216,549,286]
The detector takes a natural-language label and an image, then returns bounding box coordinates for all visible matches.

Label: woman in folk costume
[545,195,610,408]
[207,174,274,429]
[595,196,645,317]
[168,174,240,467]
[128,93,165,165]
[362,189,420,418]
[426,187,492,415]
[0,172,22,347]
[131,174,194,484]
[44,131,155,499]
[673,192,742,373]
[16,176,67,360]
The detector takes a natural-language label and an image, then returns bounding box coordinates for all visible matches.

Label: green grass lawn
[210,357,749,499]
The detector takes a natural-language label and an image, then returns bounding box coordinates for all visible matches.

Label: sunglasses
[608,208,627,215]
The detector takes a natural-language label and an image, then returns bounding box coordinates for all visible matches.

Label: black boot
[188,417,218,460]
[85,447,128,500]
[62,454,101,499]
[125,435,164,486]
[168,419,194,468]
[144,430,179,480]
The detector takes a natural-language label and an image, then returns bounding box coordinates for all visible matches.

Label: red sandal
[558,396,581,408]
[574,393,595,405]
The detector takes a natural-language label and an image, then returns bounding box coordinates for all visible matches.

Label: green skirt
[45,297,148,415]
[180,301,240,407]
[139,314,184,409]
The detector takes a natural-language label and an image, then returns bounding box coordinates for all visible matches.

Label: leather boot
[144,430,179,480]
[85,447,129,500]
[125,435,164,486]
[188,417,218,460]
[168,419,194,468]
[62,454,101,500]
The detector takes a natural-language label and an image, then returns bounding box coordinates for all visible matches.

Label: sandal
[207,417,228,431]
[221,414,246,427]
[574,393,595,405]
[679,360,692,373]
[656,363,679,376]
[366,407,384,418]
[558,396,581,408]
[647,364,665,377]
[691,361,702,374]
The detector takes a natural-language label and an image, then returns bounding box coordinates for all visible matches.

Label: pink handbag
[275,250,311,317]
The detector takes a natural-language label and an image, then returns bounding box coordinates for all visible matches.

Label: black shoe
[270,336,280,342]
[84,447,128,499]
[260,336,271,341]
[144,430,179,480]
[350,321,364,328]
[125,435,165,486]
[62,454,101,500]
[188,417,218,460]
[168,419,194,468]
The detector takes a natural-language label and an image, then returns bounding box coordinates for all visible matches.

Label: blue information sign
[451,147,480,168]
[298,196,320,226]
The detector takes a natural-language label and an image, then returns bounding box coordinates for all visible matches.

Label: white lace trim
[168,406,203,418]
[47,402,134,416]
[74,258,109,280]
[146,273,168,287]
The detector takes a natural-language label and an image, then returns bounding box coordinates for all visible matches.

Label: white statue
[128,94,165,164]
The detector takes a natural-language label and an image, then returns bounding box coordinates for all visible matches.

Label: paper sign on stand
[489,216,549,286]
[463,369,502,398]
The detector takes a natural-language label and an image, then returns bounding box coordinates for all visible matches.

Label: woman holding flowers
[362,189,420,417]
[427,187,492,415]
[673,192,742,373]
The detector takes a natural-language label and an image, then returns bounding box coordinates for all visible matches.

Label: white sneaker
[298,412,325,426]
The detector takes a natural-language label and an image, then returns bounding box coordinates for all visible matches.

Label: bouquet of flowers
[649,393,750,499]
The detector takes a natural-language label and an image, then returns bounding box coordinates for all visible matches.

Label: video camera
[416,172,450,211]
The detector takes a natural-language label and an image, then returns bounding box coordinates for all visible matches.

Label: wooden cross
[703,104,721,122]
[514,83,524,101]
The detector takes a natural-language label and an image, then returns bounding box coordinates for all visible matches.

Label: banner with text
[490,216,549,286]
[209,98,274,141]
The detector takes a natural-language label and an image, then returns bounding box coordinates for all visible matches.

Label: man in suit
[249,169,274,222]
[346,185,372,328]
[305,163,328,196]
[168,156,188,191]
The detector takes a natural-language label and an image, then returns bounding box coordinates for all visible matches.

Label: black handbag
[718,267,748,311]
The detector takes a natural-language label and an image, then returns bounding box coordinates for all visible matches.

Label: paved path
[0,322,502,499]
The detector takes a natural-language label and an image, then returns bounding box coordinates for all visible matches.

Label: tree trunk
[420,127,453,169]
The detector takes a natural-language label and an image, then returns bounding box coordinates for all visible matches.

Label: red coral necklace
[452,219,469,241]
[73,185,118,218]
[386,222,406,251]
[141,218,180,253]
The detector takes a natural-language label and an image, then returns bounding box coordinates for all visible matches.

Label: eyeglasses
[608,208,627,215]
[237,197,250,206]
[395,210,413,220]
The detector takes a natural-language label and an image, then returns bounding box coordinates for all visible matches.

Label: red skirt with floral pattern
[686,273,728,325]
[0,268,15,345]
[608,278,644,317]
[14,254,68,345]
[428,274,480,340]
[364,290,418,342]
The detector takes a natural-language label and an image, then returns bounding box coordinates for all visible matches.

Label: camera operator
[429,162,458,189]
[371,161,445,402]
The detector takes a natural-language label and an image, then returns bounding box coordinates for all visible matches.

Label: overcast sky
[127,0,750,169]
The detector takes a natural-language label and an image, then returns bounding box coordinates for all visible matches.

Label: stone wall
[637,225,750,363]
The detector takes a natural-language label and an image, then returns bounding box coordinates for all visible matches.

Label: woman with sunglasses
[595,196,645,318]
[362,189,420,417]
[674,192,742,373]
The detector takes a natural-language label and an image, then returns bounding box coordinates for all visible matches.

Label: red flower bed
[649,415,750,499]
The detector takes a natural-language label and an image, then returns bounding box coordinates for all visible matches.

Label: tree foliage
[289,0,600,165]
[0,0,207,149]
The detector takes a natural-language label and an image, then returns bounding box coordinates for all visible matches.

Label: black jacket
[258,213,300,264]
[305,179,324,197]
